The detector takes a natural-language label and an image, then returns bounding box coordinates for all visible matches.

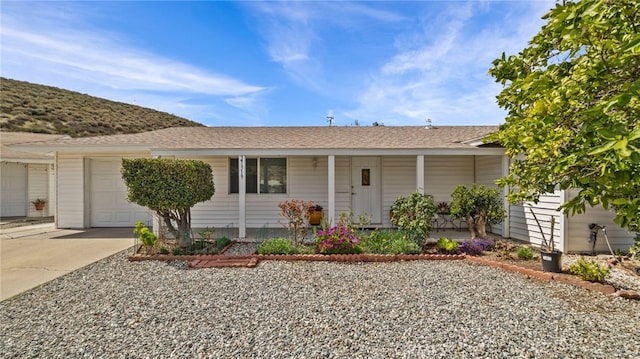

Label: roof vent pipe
[425,118,433,129]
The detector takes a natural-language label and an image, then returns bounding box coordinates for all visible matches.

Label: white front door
[351,157,381,223]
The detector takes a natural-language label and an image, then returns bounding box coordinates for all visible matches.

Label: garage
[90,159,150,227]
[1,162,28,217]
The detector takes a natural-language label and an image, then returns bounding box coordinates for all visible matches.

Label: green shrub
[171,247,185,255]
[360,230,420,254]
[159,245,170,254]
[387,236,421,255]
[436,237,460,254]
[216,237,232,252]
[569,258,610,283]
[257,237,312,255]
[516,246,535,260]
[133,221,157,254]
[390,192,437,246]
[629,233,640,259]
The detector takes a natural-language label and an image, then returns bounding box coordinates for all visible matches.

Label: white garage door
[90,159,150,227]
[1,162,28,217]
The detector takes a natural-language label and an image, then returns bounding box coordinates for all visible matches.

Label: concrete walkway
[1,224,135,301]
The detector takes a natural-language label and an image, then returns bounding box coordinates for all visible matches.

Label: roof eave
[9,143,153,154]
[152,147,506,157]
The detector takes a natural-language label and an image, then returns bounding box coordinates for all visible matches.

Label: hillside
[0,78,204,137]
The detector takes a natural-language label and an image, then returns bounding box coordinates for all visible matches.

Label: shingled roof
[0,131,70,161]
[11,126,499,151]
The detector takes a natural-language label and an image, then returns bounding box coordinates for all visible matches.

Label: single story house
[10,126,635,253]
[0,131,69,217]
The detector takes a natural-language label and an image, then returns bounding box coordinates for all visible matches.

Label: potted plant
[308,204,323,226]
[32,198,46,211]
[449,184,505,239]
[528,206,562,273]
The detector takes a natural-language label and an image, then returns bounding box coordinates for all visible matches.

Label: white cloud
[345,1,555,126]
[245,1,406,92]
[0,2,266,124]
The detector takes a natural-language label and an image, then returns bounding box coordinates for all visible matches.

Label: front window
[230,157,286,194]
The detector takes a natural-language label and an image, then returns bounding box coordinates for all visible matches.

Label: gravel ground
[1,250,639,358]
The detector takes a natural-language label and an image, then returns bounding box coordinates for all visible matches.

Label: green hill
[0,77,204,137]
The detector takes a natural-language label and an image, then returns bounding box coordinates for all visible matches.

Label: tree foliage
[449,184,505,239]
[390,192,437,246]
[121,158,215,248]
[489,0,640,231]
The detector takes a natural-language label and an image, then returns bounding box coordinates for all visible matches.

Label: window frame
[229,157,288,194]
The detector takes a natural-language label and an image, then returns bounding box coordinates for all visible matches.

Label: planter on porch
[309,205,323,225]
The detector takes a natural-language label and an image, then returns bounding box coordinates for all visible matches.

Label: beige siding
[474,155,501,188]
[565,189,634,253]
[509,192,565,252]
[56,154,85,228]
[27,164,49,217]
[190,156,332,229]
[382,156,416,226]
[424,155,474,203]
[334,156,351,220]
[188,157,239,229]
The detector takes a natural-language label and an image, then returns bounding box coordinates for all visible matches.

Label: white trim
[328,155,335,226]
[1,158,54,164]
[239,155,246,238]
[501,155,510,238]
[152,148,506,157]
[416,155,424,194]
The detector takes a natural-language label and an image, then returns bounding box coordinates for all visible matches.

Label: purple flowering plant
[315,224,362,254]
[459,238,495,255]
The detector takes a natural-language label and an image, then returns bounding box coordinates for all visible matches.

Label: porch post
[501,155,510,238]
[328,155,336,226]
[239,155,247,238]
[416,155,425,194]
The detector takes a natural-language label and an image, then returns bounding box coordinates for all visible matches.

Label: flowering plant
[459,238,494,255]
[315,224,362,254]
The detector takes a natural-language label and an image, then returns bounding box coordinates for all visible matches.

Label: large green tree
[121,158,215,248]
[489,0,640,231]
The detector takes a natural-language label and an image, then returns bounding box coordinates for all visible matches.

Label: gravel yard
[1,249,639,358]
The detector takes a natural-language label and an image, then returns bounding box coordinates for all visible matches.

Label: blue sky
[1,1,555,127]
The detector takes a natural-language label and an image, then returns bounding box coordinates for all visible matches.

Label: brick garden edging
[466,255,640,299]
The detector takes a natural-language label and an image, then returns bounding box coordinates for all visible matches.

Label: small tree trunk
[475,216,487,238]
[466,215,477,239]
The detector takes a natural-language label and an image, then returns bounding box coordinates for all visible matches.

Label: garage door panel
[1,163,27,217]
[90,159,150,227]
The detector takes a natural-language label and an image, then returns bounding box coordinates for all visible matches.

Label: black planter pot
[540,250,562,273]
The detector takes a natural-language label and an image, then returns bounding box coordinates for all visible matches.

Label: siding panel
[27,164,49,217]
[56,154,85,228]
[509,192,565,252]
[565,189,634,253]
[382,156,415,226]
[424,156,474,203]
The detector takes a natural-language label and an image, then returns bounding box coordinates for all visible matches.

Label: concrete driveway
[1,224,135,301]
